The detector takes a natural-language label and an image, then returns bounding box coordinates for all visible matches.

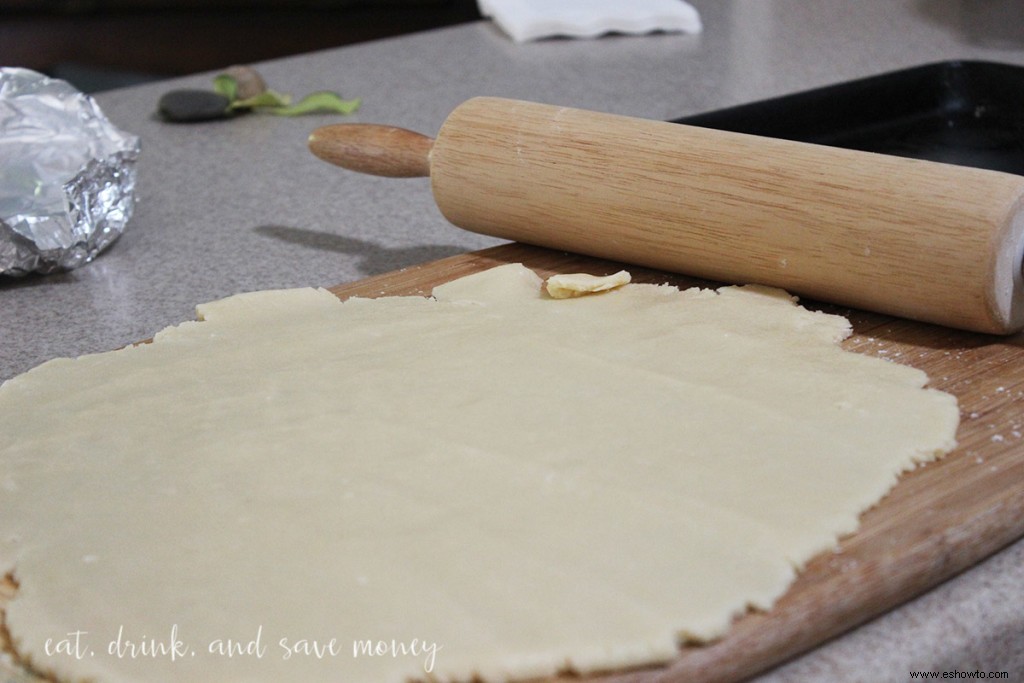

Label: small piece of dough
[0,264,958,683]
[545,270,631,298]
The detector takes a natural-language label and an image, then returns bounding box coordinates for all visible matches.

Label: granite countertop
[2,1,1023,680]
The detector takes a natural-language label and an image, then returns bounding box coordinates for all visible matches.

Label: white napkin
[477,0,702,42]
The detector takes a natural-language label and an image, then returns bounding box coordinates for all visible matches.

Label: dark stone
[157,89,232,122]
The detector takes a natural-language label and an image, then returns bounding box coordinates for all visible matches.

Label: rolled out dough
[0,264,958,683]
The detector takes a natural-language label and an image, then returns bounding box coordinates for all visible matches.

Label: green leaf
[229,89,293,110]
[210,69,362,118]
[212,74,238,102]
[264,91,362,117]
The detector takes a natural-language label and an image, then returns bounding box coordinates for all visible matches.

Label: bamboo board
[327,243,1024,682]
[3,242,1023,682]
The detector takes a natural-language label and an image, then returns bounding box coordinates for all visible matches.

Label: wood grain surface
[327,243,1024,683]
[3,242,1022,683]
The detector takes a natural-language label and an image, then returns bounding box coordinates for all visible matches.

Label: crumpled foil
[0,67,140,276]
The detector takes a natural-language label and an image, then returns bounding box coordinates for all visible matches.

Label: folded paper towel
[477,0,702,42]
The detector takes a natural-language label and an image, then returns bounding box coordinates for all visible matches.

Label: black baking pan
[675,60,1024,176]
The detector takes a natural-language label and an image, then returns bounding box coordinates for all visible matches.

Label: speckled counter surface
[2,1,1023,680]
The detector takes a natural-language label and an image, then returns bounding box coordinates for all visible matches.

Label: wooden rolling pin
[308,97,1024,334]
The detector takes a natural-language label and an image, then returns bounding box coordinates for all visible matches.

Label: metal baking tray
[675,60,1024,176]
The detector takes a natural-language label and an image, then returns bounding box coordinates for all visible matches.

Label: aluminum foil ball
[0,67,141,276]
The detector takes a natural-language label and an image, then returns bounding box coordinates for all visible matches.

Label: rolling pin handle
[308,124,433,178]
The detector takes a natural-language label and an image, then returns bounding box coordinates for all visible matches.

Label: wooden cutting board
[2,242,1022,682]
[327,242,1024,683]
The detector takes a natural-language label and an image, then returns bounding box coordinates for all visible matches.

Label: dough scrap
[545,270,631,298]
[0,264,959,683]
